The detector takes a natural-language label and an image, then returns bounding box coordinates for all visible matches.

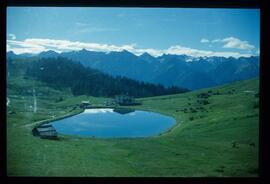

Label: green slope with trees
[7,72,259,176]
[8,57,189,97]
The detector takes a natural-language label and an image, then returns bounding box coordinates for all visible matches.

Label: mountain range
[7,50,259,90]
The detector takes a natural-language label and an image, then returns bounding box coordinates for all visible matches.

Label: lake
[48,108,176,138]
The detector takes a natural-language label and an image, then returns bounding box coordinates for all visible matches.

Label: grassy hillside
[7,77,259,177]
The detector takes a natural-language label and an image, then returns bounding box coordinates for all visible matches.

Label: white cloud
[164,45,252,58]
[7,39,47,54]
[211,37,255,50]
[222,37,255,50]
[200,38,209,43]
[8,34,16,40]
[212,39,221,43]
[7,44,11,51]
[7,38,254,58]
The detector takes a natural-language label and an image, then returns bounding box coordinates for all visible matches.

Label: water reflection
[49,108,176,138]
[84,108,114,114]
[113,108,135,115]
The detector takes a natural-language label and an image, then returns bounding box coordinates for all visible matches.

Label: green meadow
[7,76,259,177]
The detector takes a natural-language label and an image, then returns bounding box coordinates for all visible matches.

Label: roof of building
[81,100,90,104]
[37,124,56,132]
[39,124,53,128]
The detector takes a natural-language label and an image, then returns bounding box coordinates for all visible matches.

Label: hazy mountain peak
[40,50,58,54]
[79,48,88,52]
[139,52,156,63]
[7,51,17,59]
[7,51,15,55]
[140,52,154,58]
[108,49,136,58]
[121,49,129,52]
[39,50,59,58]
[120,49,133,55]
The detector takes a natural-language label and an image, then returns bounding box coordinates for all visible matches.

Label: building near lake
[104,100,116,106]
[32,124,58,139]
[80,101,91,108]
[115,95,138,106]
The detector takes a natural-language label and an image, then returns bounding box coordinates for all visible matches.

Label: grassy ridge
[7,77,259,176]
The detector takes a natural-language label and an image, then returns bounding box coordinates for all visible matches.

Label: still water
[49,108,176,138]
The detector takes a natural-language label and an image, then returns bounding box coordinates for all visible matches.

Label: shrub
[231,141,239,148]
[254,92,259,98]
[249,142,255,147]
[197,93,210,98]
[55,96,64,102]
[197,99,210,105]
[213,91,221,95]
[253,101,259,109]
[202,100,210,105]
[190,108,197,113]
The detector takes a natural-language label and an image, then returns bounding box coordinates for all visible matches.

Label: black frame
[1,0,269,183]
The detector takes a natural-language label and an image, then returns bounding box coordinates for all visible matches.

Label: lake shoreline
[48,107,176,139]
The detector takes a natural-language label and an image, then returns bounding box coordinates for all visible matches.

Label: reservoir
[48,108,176,138]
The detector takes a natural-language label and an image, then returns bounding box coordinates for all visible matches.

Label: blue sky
[7,7,260,57]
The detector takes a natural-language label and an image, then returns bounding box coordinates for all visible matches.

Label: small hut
[104,100,116,107]
[80,101,91,108]
[32,124,58,139]
[115,95,135,105]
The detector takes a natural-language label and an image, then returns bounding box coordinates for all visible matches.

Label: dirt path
[22,110,83,129]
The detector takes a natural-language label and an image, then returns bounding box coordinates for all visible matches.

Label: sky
[7,7,260,58]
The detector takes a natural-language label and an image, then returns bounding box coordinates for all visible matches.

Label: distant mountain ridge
[7,50,259,90]
[11,57,188,98]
